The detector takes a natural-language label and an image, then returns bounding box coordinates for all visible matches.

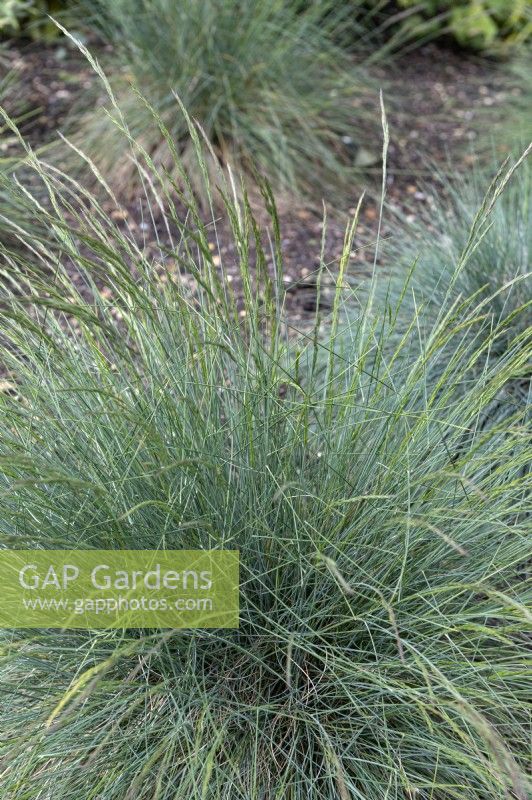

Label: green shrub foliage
[0,0,67,39]
[398,0,532,53]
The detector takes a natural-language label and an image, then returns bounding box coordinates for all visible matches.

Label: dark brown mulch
[2,40,95,141]
[1,38,519,323]
[254,44,517,320]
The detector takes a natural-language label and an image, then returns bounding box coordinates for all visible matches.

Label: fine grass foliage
[66,0,377,202]
[380,150,531,418]
[0,110,531,799]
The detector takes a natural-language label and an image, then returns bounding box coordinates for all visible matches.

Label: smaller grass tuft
[377,150,531,420]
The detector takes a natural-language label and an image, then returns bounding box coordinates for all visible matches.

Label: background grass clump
[381,151,531,418]
[65,0,378,202]
[0,63,42,260]
[0,114,530,799]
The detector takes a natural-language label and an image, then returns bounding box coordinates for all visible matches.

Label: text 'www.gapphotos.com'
[22,595,214,615]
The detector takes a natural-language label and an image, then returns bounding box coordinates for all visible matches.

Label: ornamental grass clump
[0,110,531,799]
[67,0,377,201]
[380,151,531,419]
